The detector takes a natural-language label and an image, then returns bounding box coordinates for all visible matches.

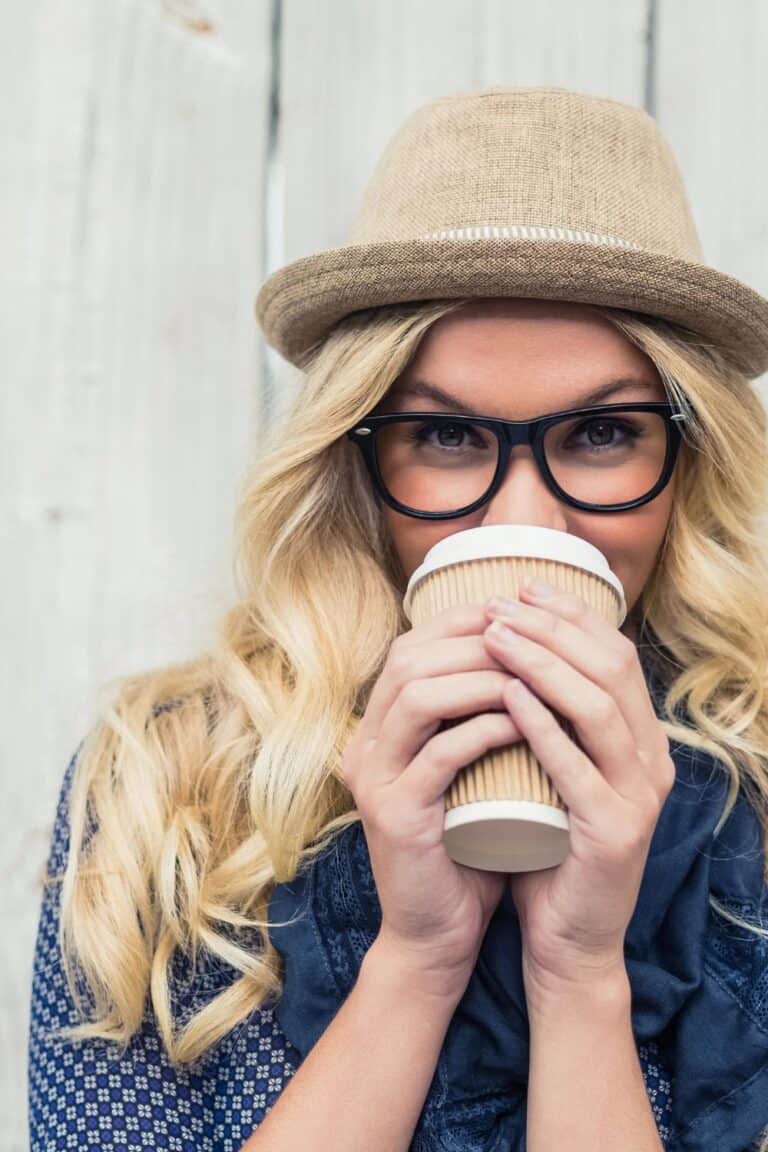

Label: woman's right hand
[340,600,524,995]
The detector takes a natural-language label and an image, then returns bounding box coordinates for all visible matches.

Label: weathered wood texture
[3,1,766,1147]
[2,1,271,1146]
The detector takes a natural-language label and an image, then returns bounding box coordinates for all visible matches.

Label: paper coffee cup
[402,525,626,873]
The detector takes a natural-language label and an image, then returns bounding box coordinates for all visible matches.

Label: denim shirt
[268,651,768,1151]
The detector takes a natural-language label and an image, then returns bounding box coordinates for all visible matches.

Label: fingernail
[523,579,555,598]
[487,619,518,643]
[487,596,520,614]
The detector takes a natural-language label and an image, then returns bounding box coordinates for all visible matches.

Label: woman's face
[375,298,678,642]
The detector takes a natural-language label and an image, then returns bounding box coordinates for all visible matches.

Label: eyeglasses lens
[375,409,668,512]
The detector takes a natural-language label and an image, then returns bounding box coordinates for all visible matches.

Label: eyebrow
[389,376,656,417]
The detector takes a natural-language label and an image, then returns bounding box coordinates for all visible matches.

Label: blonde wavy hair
[46,300,768,1114]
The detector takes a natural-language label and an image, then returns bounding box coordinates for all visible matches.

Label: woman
[29,87,768,1151]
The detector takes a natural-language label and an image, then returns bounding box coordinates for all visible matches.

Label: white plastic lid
[443,800,571,872]
[403,524,626,623]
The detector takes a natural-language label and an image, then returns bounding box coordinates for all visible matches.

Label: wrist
[364,930,474,1009]
[522,951,631,1020]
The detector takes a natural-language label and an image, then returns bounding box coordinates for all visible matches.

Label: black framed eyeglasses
[345,402,688,517]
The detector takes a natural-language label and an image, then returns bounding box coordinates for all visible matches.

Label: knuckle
[617,636,640,673]
[423,734,455,772]
[620,628,640,656]
[398,679,429,718]
[625,821,652,855]
[372,796,431,847]
[339,743,356,783]
[558,592,588,621]
[363,801,393,841]
[586,691,616,727]
[636,778,664,819]
[388,630,414,659]
[601,822,646,861]
[660,753,677,793]
[387,642,416,683]
[340,739,366,788]
[603,650,628,681]
[343,755,363,801]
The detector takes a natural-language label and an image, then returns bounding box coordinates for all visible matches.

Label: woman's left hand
[482,580,676,993]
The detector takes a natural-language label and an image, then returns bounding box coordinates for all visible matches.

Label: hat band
[419,223,643,251]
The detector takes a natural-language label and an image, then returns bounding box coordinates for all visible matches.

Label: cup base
[444,800,570,872]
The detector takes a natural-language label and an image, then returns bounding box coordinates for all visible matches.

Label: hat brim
[255,238,768,378]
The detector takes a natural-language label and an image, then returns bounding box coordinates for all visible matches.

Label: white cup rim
[402,525,626,623]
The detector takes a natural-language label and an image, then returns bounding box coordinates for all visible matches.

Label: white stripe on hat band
[418,224,642,251]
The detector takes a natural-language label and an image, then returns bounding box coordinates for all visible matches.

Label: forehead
[407,299,652,367]
[392,299,664,413]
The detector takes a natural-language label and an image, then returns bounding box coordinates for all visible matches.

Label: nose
[479,443,570,531]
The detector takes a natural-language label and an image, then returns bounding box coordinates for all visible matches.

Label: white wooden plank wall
[1,1,272,1146]
[3,2,766,1147]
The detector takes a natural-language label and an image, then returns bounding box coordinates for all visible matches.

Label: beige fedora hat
[255,85,768,377]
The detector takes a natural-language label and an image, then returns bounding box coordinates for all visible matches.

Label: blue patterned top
[28,746,675,1150]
